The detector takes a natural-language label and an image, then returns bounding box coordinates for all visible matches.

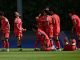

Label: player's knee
[17,36,21,40]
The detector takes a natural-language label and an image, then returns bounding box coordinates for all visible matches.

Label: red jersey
[71,15,80,35]
[52,14,60,36]
[35,28,51,48]
[1,16,10,33]
[14,17,23,34]
[36,16,46,31]
[43,15,53,38]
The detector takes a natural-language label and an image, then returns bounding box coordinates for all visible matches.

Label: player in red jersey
[63,37,70,51]
[63,37,77,51]
[50,10,61,50]
[14,12,26,51]
[41,9,54,48]
[0,11,10,52]
[35,12,45,31]
[70,39,77,51]
[69,12,80,48]
[32,25,53,51]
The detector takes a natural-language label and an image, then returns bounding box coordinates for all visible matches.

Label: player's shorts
[2,32,9,39]
[14,32,22,37]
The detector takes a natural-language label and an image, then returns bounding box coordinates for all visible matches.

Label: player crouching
[63,37,77,51]
[32,24,54,51]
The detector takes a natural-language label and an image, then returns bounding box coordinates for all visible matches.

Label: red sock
[2,40,6,48]
[55,40,60,49]
[5,41,9,48]
[78,42,80,48]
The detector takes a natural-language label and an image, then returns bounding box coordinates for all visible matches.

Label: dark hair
[0,11,4,16]
[44,9,51,15]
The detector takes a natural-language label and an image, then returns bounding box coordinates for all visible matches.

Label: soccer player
[35,12,44,31]
[32,24,53,51]
[41,9,54,48]
[69,12,80,48]
[63,37,77,51]
[50,9,61,50]
[0,11,10,52]
[14,12,26,51]
[63,37,70,51]
[70,39,77,51]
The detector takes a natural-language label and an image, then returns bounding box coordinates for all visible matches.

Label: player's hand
[23,29,26,32]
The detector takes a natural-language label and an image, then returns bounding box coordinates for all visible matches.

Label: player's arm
[35,13,41,20]
[8,22,10,32]
[73,19,77,27]
[16,23,21,31]
[22,23,26,32]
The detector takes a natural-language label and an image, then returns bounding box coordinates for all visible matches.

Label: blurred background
[0,0,80,48]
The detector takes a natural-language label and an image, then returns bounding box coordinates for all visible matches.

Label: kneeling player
[32,25,53,51]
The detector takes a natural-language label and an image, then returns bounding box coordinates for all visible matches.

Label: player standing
[69,12,80,48]
[51,9,61,50]
[14,12,26,51]
[0,11,10,52]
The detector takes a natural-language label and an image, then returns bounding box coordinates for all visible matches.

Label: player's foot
[6,48,9,52]
[34,48,40,51]
[57,48,62,51]
[19,48,22,51]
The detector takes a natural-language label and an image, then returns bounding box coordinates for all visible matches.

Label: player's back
[1,16,9,33]
[52,14,60,27]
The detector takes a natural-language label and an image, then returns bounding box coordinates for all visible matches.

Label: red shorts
[2,32,9,39]
[14,32,22,37]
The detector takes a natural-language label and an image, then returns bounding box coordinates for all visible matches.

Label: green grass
[0,48,80,60]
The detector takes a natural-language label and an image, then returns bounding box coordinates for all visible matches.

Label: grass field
[0,48,80,60]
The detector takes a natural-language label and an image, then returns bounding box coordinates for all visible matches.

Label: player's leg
[1,33,6,51]
[77,36,80,48]
[17,33,22,51]
[34,39,40,50]
[54,35,61,50]
[5,33,10,52]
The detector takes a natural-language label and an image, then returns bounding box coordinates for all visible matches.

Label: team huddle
[33,8,80,51]
[0,7,80,52]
